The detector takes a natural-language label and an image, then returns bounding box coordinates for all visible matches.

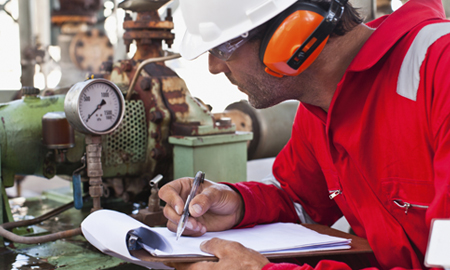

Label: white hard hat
[179,0,298,60]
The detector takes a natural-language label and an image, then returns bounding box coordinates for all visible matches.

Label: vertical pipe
[18,0,35,87]
[34,0,51,46]
[85,135,104,212]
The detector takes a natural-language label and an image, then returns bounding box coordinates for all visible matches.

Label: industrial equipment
[0,0,252,239]
[0,1,299,268]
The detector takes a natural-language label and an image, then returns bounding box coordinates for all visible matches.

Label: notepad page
[148,223,351,257]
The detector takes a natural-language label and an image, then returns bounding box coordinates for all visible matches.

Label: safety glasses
[209,30,257,61]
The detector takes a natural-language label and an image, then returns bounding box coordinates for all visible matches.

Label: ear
[259,2,331,77]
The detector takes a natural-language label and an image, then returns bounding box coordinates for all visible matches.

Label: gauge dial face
[78,81,123,133]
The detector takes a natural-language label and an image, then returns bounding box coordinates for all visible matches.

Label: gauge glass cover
[78,82,123,133]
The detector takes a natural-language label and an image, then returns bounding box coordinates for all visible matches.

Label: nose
[208,53,230,75]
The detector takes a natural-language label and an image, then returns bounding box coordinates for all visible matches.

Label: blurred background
[2,0,440,111]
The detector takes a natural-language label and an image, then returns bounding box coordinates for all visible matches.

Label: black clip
[127,233,142,251]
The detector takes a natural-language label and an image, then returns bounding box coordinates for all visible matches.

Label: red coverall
[231,0,450,269]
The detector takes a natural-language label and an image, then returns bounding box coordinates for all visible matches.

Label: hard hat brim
[178,0,298,60]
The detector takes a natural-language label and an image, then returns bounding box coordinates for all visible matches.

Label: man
[159,0,450,269]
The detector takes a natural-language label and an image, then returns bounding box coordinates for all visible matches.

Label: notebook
[81,209,351,269]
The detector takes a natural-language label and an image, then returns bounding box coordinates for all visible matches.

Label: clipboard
[81,210,372,268]
[127,223,372,264]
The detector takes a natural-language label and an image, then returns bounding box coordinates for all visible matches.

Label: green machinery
[0,0,254,230]
[0,0,300,257]
[0,78,252,224]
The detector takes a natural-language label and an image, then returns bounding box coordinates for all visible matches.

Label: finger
[165,219,178,233]
[159,178,191,215]
[165,215,207,236]
[163,204,206,235]
[163,201,207,236]
[164,208,180,233]
[184,216,207,236]
[200,238,242,258]
[200,238,270,269]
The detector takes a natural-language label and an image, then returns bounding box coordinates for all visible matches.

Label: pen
[176,171,205,240]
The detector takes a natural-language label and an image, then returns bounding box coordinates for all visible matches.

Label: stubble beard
[227,73,289,109]
[247,91,281,109]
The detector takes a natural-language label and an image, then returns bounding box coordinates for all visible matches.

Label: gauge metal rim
[64,78,126,135]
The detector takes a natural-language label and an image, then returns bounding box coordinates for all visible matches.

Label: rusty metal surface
[123,31,175,40]
[51,0,102,25]
[52,0,102,17]
[131,175,167,227]
[123,20,174,29]
[122,10,175,53]
[85,135,104,211]
[119,0,171,12]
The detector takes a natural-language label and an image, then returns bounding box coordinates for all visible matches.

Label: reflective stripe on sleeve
[397,22,450,101]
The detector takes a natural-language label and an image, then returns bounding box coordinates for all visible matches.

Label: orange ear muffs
[260,2,339,77]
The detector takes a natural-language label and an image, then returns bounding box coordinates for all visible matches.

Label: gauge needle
[86,99,106,122]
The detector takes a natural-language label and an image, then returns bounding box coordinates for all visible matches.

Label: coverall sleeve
[261,261,418,270]
[262,260,360,270]
[231,106,342,228]
[424,35,450,225]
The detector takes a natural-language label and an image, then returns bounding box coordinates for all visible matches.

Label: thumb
[189,186,217,217]
[200,238,238,258]
[200,238,222,255]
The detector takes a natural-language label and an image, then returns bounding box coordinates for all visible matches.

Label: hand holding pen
[158,172,245,238]
[176,171,205,240]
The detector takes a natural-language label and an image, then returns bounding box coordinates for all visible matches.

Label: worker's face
[208,39,301,109]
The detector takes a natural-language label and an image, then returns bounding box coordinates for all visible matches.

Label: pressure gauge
[64,79,125,135]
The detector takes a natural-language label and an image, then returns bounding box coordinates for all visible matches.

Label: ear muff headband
[260,1,345,77]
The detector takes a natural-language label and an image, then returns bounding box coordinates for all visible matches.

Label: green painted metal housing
[0,95,156,186]
[0,95,68,187]
[169,132,253,183]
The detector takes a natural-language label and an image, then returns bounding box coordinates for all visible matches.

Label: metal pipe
[0,199,84,244]
[85,134,104,212]
[125,52,181,100]
[0,226,81,244]
[222,100,299,160]
[18,0,35,87]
